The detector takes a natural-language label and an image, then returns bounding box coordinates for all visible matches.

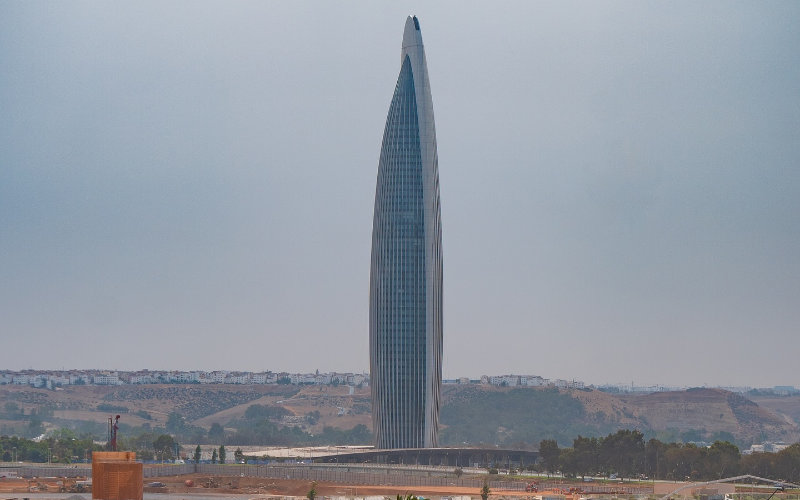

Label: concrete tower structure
[369,15,442,449]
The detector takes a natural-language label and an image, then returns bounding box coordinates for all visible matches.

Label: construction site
[3,461,800,500]
[1,416,797,500]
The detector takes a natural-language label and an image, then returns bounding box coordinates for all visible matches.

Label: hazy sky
[2,2,798,388]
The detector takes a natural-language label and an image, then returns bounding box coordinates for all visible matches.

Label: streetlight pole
[656,448,659,481]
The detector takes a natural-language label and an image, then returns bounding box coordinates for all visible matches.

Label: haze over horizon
[2,3,798,388]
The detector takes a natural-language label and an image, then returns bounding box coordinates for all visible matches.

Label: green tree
[209,423,224,443]
[234,447,244,463]
[134,410,152,420]
[740,451,773,479]
[194,445,202,464]
[559,448,577,477]
[307,481,317,500]
[481,479,490,500]
[218,445,226,464]
[153,434,176,461]
[644,438,667,479]
[539,439,560,475]
[572,435,599,478]
[773,443,800,482]
[3,402,21,419]
[244,405,291,422]
[211,448,217,464]
[600,429,645,478]
[663,443,702,480]
[166,412,187,434]
[703,441,740,479]
[26,415,44,438]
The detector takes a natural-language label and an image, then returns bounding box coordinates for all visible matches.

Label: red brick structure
[91,451,142,500]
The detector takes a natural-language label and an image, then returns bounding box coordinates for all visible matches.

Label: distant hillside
[749,394,800,428]
[1,383,798,447]
[438,385,613,447]
[436,385,799,447]
[0,384,301,437]
[615,388,795,444]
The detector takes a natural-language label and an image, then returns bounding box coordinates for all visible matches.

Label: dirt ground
[0,473,535,498]
[0,476,84,493]
[148,474,535,498]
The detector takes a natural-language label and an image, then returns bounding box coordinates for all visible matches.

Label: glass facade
[370,16,442,450]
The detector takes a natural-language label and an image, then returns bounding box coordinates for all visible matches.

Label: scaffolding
[91,451,142,500]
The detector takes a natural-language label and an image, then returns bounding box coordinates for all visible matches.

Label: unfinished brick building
[91,451,142,500]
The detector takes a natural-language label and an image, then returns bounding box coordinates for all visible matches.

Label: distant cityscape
[1,369,797,397]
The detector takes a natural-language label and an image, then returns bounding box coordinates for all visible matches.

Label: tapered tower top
[402,15,423,51]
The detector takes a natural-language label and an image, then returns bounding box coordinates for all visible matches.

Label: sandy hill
[1,383,797,447]
[615,388,797,443]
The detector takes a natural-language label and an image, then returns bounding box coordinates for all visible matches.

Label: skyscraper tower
[369,15,442,450]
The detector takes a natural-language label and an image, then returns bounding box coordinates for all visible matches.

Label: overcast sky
[1,2,798,388]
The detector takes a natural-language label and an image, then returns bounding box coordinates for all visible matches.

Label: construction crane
[107,415,120,451]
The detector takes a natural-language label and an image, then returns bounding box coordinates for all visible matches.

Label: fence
[194,464,532,491]
[3,465,91,478]
[4,463,654,495]
[128,463,536,491]
[536,482,653,495]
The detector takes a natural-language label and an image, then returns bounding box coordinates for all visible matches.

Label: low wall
[3,463,655,495]
[3,466,91,478]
